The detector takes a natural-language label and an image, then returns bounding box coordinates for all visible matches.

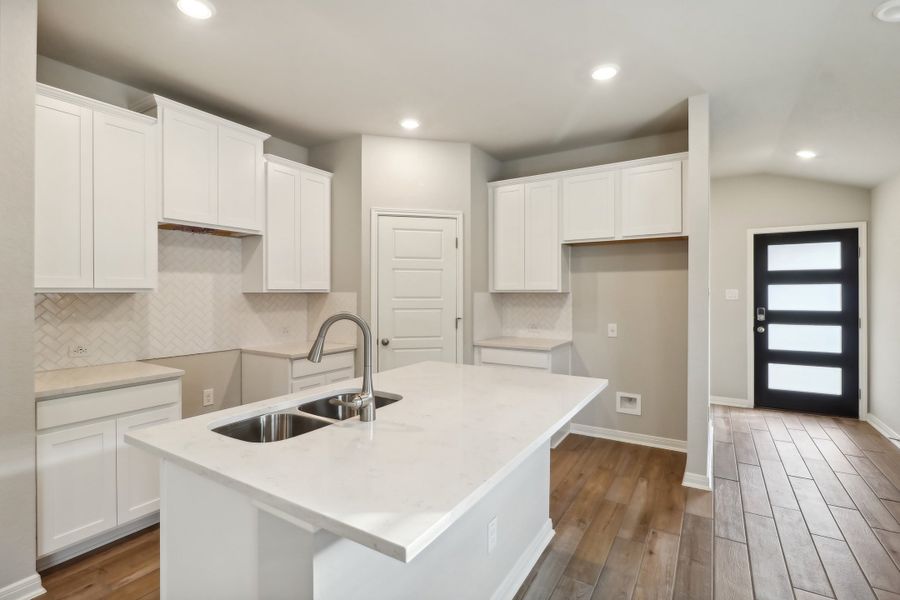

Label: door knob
[381,338,390,346]
[756,326,765,333]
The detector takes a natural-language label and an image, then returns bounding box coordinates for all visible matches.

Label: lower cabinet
[242,350,356,404]
[473,344,572,375]
[36,379,181,558]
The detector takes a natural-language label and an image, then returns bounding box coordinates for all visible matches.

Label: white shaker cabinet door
[562,171,616,242]
[217,126,264,232]
[37,419,118,556]
[116,404,180,524]
[34,94,93,289]
[265,162,302,290]
[93,112,158,290]
[620,160,683,237]
[161,107,218,226]
[491,184,526,291]
[298,169,331,291]
[524,179,561,290]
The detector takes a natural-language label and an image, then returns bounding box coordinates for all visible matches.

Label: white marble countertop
[126,361,605,562]
[241,340,356,360]
[35,361,185,400]
[473,336,572,351]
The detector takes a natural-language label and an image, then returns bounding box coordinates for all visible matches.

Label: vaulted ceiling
[38,0,900,186]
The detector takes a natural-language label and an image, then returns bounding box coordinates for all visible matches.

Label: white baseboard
[865,413,900,449]
[550,423,570,449]
[682,471,712,491]
[37,512,159,571]
[710,395,753,408]
[569,423,687,453]
[0,574,44,600]
[492,518,554,600]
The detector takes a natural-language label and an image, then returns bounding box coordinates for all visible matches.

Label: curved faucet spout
[308,312,375,421]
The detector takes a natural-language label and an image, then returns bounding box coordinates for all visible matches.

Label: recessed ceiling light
[176,0,215,19]
[796,149,818,160]
[591,64,620,81]
[400,118,420,130]
[875,0,900,22]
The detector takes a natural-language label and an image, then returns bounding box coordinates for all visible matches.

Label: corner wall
[0,0,41,594]
[870,173,900,440]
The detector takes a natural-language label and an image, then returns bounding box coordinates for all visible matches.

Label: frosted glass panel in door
[768,284,841,311]
[768,325,842,353]
[768,242,841,271]
[768,363,842,395]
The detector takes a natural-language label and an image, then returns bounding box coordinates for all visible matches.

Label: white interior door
[376,215,459,371]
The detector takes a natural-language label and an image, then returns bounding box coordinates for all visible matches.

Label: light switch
[725,289,740,301]
[607,323,618,338]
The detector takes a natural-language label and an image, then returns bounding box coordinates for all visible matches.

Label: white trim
[865,414,900,449]
[746,221,868,418]
[262,154,333,179]
[488,152,689,188]
[36,83,156,125]
[133,94,270,140]
[710,395,753,408]
[0,575,44,600]
[569,423,687,453]
[681,471,713,491]
[370,208,465,372]
[490,519,554,600]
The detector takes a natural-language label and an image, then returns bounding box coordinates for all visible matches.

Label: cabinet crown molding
[134,94,271,141]
[36,83,156,125]
[264,154,333,179]
[488,151,688,188]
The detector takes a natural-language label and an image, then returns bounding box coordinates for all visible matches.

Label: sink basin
[298,393,402,421]
[212,412,329,443]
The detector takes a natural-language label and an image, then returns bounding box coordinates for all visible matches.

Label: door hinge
[858,246,861,259]
[859,317,862,329]
[455,237,459,249]
[859,388,862,400]
[455,317,462,330]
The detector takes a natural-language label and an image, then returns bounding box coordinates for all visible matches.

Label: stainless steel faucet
[308,312,376,422]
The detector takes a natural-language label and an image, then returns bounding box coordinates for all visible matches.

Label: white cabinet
[242,349,355,405]
[620,160,683,237]
[36,377,182,559]
[562,171,616,242]
[148,95,269,233]
[243,155,332,293]
[490,181,568,292]
[37,420,118,556]
[35,85,157,292]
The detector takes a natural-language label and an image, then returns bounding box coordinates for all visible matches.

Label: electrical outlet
[607,323,618,338]
[202,388,215,407]
[68,343,90,358]
[281,326,291,336]
[487,517,498,554]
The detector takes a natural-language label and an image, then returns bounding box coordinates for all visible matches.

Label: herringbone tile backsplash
[499,293,573,339]
[34,229,309,371]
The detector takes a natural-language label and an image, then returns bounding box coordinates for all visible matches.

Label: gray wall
[870,172,900,437]
[710,174,871,401]
[0,0,38,589]
[497,130,688,179]
[145,350,241,418]
[571,241,689,442]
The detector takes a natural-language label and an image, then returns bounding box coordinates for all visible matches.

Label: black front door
[753,228,860,418]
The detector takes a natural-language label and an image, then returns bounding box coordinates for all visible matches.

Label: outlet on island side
[487,516,498,554]
[202,388,215,407]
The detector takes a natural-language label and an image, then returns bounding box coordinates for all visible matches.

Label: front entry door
[376,215,459,371]
[753,228,860,417]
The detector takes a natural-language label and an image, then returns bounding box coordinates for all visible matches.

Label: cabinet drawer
[326,367,355,384]
[291,374,327,393]
[291,351,354,378]
[478,347,550,370]
[37,379,181,431]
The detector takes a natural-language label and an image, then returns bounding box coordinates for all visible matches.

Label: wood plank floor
[38,407,900,600]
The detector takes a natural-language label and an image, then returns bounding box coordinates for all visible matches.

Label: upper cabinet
[562,171,616,243]
[35,85,157,292]
[491,180,569,292]
[139,95,268,234]
[242,156,332,293]
[619,160,683,238]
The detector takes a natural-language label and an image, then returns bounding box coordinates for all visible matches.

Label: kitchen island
[127,361,606,600]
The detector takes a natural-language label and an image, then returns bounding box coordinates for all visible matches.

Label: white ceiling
[37,0,900,187]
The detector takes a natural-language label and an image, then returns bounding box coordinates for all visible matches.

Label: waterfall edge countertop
[241,340,356,359]
[473,336,572,351]
[35,361,185,400]
[126,361,606,562]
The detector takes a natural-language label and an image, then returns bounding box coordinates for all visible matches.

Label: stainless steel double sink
[211,393,401,443]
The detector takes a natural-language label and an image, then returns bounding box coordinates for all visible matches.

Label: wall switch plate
[607,323,618,337]
[68,343,90,358]
[487,517,498,554]
[725,289,740,300]
[202,388,215,407]
[616,392,642,416]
